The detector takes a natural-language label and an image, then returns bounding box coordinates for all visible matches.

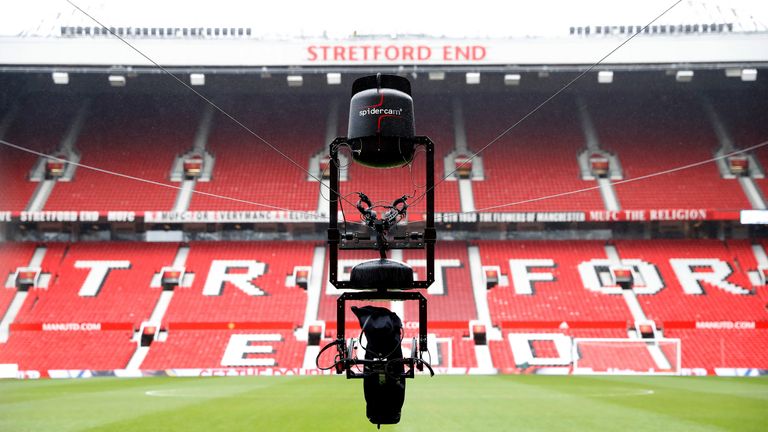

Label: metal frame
[335,291,429,378]
[327,136,436,290]
[326,136,436,377]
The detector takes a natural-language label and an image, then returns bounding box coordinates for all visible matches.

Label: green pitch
[2,375,766,432]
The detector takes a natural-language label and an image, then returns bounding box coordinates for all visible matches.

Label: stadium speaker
[308,325,322,346]
[347,74,416,168]
[472,324,487,345]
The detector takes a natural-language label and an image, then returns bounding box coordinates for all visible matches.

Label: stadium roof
[0,0,767,70]
[3,0,768,39]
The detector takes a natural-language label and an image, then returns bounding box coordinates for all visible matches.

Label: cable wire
[409,0,684,208]
[470,139,768,213]
[65,0,362,213]
[0,138,327,219]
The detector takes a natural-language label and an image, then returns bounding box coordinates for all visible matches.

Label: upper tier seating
[464,94,604,212]
[189,95,325,212]
[588,92,750,210]
[0,94,77,212]
[44,95,202,212]
[709,90,768,199]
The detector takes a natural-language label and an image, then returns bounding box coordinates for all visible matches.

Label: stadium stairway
[588,92,752,211]
[575,96,621,211]
[606,243,673,371]
[443,97,480,213]
[126,244,193,370]
[25,101,90,213]
[170,105,216,214]
[0,245,49,342]
[701,95,766,209]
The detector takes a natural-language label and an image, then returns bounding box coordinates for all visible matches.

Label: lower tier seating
[141,329,304,370]
[0,330,134,373]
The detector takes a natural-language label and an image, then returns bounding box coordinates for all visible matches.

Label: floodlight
[108,75,126,87]
[598,70,614,84]
[287,75,303,87]
[504,74,521,86]
[326,72,341,85]
[675,70,694,82]
[52,72,69,85]
[190,73,205,86]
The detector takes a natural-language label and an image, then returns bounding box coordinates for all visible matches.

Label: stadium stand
[141,329,305,369]
[0,239,766,372]
[0,93,75,213]
[709,89,768,198]
[189,95,325,212]
[464,94,605,212]
[404,242,476,321]
[0,330,134,372]
[490,328,630,372]
[1,85,766,376]
[613,240,765,322]
[44,95,202,212]
[15,242,178,325]
[664,328,768,370]
[588,92,751,210]
[478,241,633,323]
[0,242,37,317]
[161,241,315,325]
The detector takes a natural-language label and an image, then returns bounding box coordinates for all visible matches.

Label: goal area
[571,338,681,375]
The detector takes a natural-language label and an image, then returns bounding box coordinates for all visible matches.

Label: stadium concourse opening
[1,0,768,430]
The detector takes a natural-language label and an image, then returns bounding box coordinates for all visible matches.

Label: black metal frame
[327,136,436,289]
[326,136,436,376]
[334,291,428,378]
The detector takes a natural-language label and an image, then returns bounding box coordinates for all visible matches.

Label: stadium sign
[7,209,746,223]
[143,210,327,223]
[2,34,767,68]
[307,44,486,63]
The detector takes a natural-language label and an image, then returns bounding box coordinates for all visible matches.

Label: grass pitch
[1,375,766,432]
